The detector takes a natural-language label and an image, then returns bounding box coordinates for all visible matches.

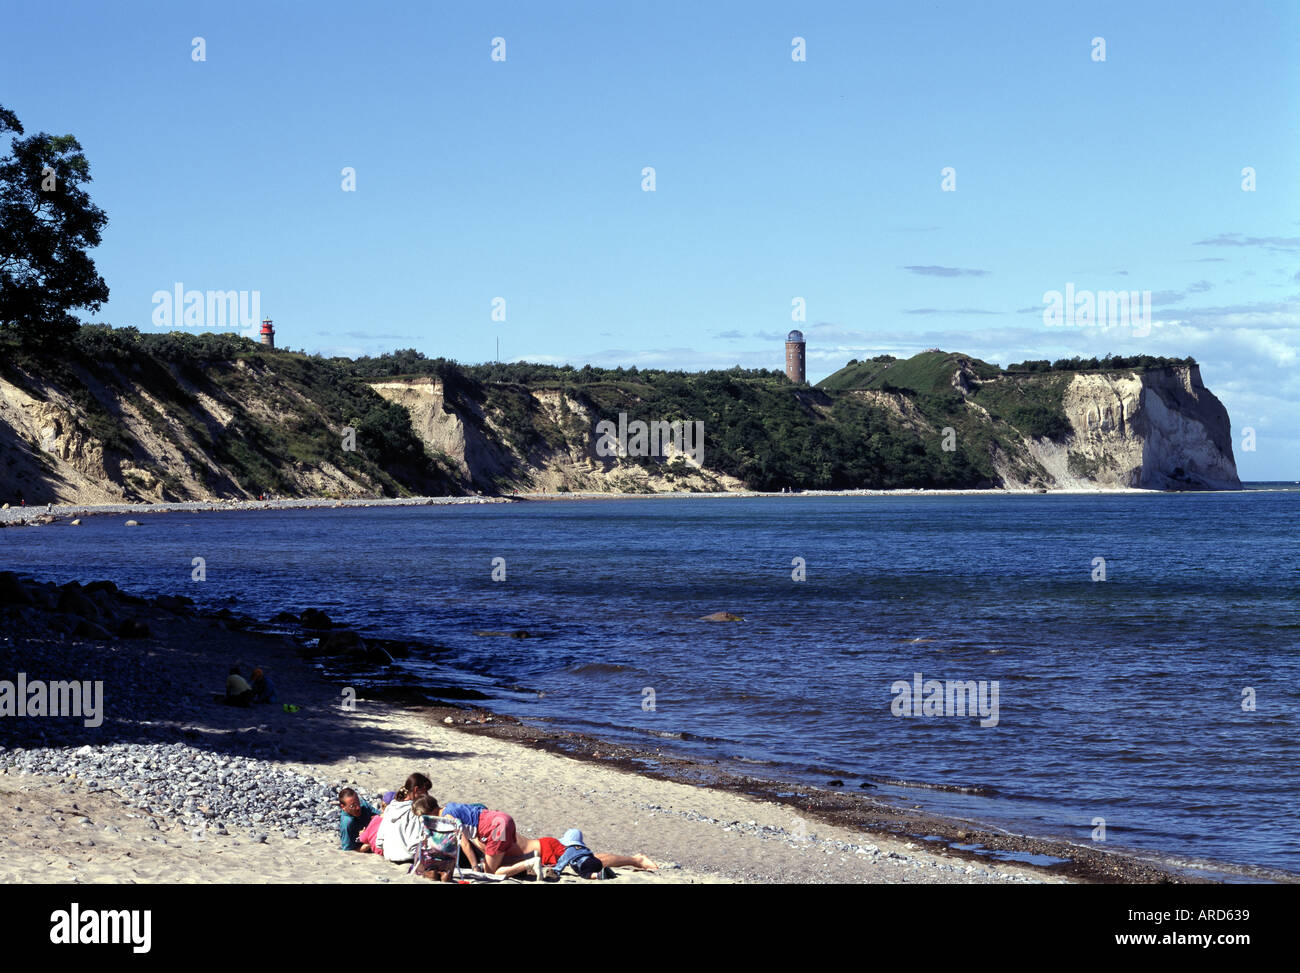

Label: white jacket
[376,801,424,863]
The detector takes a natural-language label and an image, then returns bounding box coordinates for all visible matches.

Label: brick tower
[785,329,805,384]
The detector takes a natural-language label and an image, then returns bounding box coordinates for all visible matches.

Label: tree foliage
[1006,354,1195,373]
[0,104,109,344]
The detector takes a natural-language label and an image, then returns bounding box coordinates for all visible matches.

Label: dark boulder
[298,629,362,658]
[28,587,58,610]
[154,594,195,614]
[348,643,394,665]
[319,630,365,653]
[57,588,101,622]
[74,618,113,640]
[299,608,333,630]
[0,572,34,605]
[117,619,151,638]
[46,614,79,635]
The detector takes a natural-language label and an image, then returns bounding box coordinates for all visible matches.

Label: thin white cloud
[1194,233,1300,253]
[903,265,990,277]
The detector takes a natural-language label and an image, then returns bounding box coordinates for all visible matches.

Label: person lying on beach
[223,666,254,707]
[338,788,379,852]
[374,773,433,864]
[431,800,530,874]
[493,829,658,880]
[250,667,277,703]
[553,828,658,878]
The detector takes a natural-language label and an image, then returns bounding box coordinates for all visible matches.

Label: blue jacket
[552,843,600,876]
[441,802,486,836]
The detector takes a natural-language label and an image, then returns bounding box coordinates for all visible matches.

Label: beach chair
[410,814,464,882]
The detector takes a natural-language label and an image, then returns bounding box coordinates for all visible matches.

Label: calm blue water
[5,492,1298,875]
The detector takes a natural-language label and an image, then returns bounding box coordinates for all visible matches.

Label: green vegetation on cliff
[0,326,460,501]
[346,347,1208,492]
[344,348,1120,491]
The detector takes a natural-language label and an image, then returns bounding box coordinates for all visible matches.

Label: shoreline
[0,494,508,527]
[0,482,1243,528]
[3,574,1289,884]
[8,480,1293,528]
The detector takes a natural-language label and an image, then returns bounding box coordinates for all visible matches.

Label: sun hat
[560,828,586,847]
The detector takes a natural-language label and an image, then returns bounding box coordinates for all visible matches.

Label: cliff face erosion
[0,330,461,504]
[0,332,1238,504]
[1002,367,1239,490]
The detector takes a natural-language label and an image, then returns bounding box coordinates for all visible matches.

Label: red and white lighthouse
[260,317,275,349]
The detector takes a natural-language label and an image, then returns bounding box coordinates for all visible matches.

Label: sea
[5,487,1298,876]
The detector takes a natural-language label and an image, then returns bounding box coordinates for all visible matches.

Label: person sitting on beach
[430,799,529,875]
[375,773,433,864]
[223,666,254,707]
[494,828,658,880]
[410,796,475,881]
[338,788,379,852]
[355,790,397,854]
[249,667,277,703]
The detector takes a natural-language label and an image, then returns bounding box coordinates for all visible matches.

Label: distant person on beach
[494,828,658,880]
[338,788,379,852]
[430,799,529,874]
[375,773,433,863]
[223,666,254,706]
[250,667,277,703]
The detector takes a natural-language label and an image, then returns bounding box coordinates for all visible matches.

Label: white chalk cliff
[999,366,1239,490]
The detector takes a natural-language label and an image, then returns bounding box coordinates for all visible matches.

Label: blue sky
[2,1,1297,477]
